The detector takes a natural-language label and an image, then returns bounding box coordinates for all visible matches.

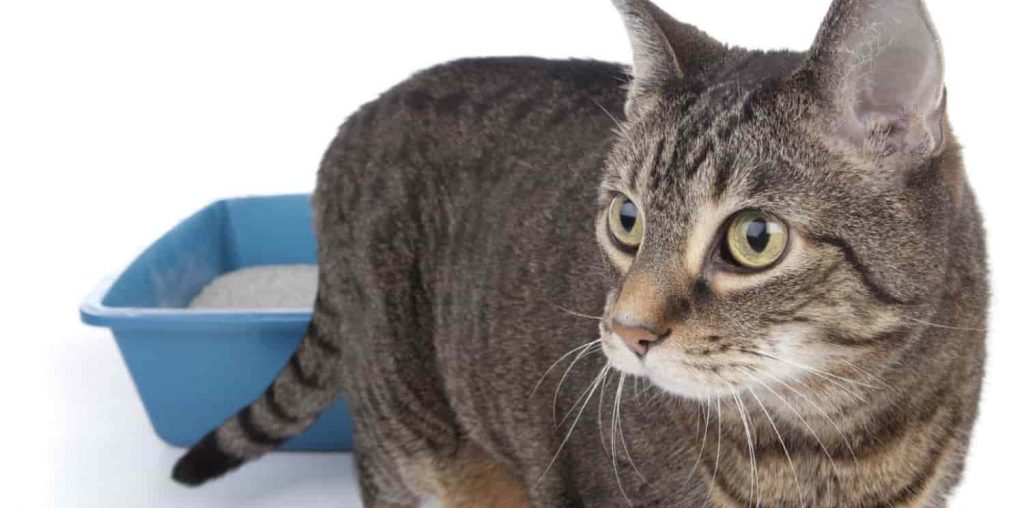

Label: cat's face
[598,0,955,400]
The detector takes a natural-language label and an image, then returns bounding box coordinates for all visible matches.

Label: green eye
[726,210,788,269]
[608,194,644,249]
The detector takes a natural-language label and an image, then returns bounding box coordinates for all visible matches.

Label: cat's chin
[601,335,744,399]
[643,364,747,399]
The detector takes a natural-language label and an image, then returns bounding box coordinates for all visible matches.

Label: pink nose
[610,321,669,357]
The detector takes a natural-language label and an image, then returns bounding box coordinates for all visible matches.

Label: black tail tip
[172,432,244,487]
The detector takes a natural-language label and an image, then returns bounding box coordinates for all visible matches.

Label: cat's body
[173,1,987,507]
[314,57,670,505]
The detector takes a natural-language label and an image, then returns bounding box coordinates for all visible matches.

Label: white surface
[54,324,361,507]
[189,265,319,310]
[2,0,1022,506]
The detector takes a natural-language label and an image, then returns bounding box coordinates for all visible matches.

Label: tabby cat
[172,0,987,506]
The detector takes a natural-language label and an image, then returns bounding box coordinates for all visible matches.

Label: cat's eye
[608,194,644,249]
[725,210,788,269]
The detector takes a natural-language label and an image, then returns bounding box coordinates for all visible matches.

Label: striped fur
[173,1,986,506]
[172,290,343,485]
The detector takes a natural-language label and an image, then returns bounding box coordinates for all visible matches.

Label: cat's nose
[611,320,669,357]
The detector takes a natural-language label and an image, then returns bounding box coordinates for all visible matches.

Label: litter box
[80,194,353,451]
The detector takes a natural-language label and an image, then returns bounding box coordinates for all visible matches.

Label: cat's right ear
[612,0,726,118]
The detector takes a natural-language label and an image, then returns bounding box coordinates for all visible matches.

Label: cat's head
[597,0,963,399]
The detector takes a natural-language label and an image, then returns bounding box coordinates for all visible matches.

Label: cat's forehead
[611,82,805,218]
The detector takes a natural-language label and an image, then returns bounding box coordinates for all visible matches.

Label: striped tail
[172,292,344,486]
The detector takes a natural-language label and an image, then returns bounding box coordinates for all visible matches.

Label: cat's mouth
[599,320,814,398]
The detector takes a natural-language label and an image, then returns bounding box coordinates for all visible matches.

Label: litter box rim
[81,278,314,329]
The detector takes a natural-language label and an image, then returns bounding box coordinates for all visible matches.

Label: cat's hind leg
[353,441,421,508]
[417,442,531,508]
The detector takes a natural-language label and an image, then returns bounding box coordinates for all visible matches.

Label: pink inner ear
[850,27,944,154]
[812,0,946,156]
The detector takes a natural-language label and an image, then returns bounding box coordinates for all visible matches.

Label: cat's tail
[171,290,344,486]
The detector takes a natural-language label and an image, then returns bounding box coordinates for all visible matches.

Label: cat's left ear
[612,0,726,118]
[799,0,946,157]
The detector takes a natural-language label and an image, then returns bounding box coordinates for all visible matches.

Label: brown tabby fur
[174,1,987,506]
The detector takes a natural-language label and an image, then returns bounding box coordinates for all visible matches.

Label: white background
[2,0,1021,506]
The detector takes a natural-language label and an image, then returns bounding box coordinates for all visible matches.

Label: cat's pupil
[746,219,769,252]
[620,201,638,231]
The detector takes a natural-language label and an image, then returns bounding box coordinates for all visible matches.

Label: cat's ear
[799,0,946,156]
[612,0,726,118]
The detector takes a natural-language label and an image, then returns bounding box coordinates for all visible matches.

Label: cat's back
[317,57,626,192]
[313,56,627,311]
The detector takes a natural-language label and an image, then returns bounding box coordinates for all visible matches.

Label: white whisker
[699,396,723,508]
[746,380,805,507]
[537,363,610,483]
[591,97,626,131]
[756,349,875,390]
[530,339,600,399]
[839,358,895,393]
[745,348,872,404]
[597,366,613,458]
[762,371,859,466]
[679,393,712,487]
[557,350,607,428]
[553,343,602,424]
[746,373,842,481]
[557,306,604,321]
[611,373,633,506]
[731,390,760,507]
[616,383,648,485]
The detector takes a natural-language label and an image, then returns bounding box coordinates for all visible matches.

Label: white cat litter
[188,265,319,310]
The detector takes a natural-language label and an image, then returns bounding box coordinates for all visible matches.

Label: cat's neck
[699,348,969,508]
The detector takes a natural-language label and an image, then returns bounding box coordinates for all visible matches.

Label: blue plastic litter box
[80,194,353,451]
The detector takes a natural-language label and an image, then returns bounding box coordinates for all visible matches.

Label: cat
[171,0,987,506]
